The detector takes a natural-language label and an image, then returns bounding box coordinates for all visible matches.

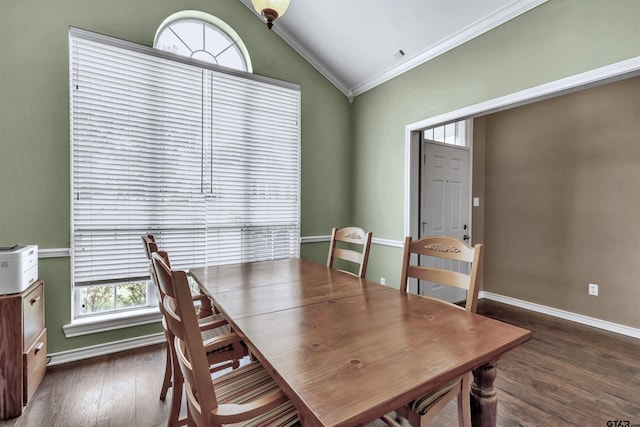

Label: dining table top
[190,258,531,427]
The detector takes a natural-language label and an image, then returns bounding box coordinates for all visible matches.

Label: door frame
[404,56,640,239]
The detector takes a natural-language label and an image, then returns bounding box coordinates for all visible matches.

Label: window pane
[169,20,204,53]
[433,126,445,142]
[116,281,149,310]
[216,47,245,71]
[444,123,456,145]
[204,25,233,56]
[155,27,193,57]
[80,285,115,315]
[424,128,434,141]
[424,120,468,146]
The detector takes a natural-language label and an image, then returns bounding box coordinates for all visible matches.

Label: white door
[418,141,471,302]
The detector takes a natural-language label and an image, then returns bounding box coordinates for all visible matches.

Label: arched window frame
[154,10,253,73]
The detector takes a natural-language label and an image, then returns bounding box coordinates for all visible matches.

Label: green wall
[4,0,640,354]
[0,0,351,353]
[351,0,640,318]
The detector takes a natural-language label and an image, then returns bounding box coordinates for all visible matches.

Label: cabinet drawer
[23,281,44,350]
[23,329,46,405]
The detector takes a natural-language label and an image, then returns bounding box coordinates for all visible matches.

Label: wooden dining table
[190,258,531,427]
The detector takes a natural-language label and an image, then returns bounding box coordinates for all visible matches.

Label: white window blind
[70,28,300,291]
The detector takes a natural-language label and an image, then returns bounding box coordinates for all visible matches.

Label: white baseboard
[48,332,166,366]
[481,291,640,340]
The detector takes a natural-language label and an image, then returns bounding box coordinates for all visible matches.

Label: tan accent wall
[472,118,487,246]
[479,76,640,328]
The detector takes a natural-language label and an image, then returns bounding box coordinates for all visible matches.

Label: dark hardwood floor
[1,300,638,427]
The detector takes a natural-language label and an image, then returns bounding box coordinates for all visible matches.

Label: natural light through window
[423,120,468,147]
[154,12,252,72]
[69,26,298,331]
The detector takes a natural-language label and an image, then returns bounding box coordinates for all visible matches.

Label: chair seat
[200,312,225,325]
[200,313,235,354]
[407,377,462,415]
[214,361,300,427]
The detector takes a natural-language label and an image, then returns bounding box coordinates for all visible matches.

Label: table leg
[198,295,214,318]
[470,361,498,427]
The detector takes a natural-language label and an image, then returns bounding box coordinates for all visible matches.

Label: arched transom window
[154,11,252,72]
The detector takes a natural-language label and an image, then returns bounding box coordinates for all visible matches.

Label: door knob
[463,234,470,241]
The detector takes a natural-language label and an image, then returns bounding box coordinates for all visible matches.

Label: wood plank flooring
[1,300,638,427]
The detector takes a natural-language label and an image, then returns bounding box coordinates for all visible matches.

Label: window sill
[63,307,162,338]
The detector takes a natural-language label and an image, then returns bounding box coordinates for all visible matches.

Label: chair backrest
[326,226,373,278]
[141,234,157,260]
[400,236,484,313]
[152,252,220,424]
[141,234,174,300]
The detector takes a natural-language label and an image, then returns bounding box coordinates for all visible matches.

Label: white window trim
[63,306,162,338]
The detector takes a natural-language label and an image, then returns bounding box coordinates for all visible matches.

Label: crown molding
[271,25,354,98]
[351,0,547,97]
[241,0,547,99]
[240,0,546,100]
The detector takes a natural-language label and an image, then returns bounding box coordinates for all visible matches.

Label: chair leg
[168,363,184,427]
[380,413,404,427]
[160,343,172,401]
[457,373,472,427]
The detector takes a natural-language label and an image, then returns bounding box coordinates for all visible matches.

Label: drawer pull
[34,342,44,354]
[30,295,41,305]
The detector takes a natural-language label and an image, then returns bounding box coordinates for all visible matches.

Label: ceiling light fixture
[251,0,291,29]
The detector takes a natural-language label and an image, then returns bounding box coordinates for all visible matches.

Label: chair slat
[406,265,473,290]
[332,247,364,265]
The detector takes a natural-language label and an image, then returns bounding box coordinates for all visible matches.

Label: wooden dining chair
[142,235,245,427]
[382,235,484,427]
[326,226,373,278]
[142,234,214,318]
[152,252,300,427]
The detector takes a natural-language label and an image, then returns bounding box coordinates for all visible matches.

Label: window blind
[70,28,300,288]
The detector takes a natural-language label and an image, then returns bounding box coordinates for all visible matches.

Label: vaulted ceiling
[240,0,547,99]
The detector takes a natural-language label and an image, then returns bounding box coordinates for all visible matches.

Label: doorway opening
[410,120,472,300]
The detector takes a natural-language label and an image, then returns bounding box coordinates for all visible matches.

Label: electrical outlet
[588,283,598,296]
[380,277,386,285]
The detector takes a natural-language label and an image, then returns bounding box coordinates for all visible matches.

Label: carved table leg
[470,361,498,427]
[197,294,214,319]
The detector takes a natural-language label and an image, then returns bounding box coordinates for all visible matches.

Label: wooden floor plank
[21,353,108,427]
[95,352,139,427]
[134,344,170,427]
